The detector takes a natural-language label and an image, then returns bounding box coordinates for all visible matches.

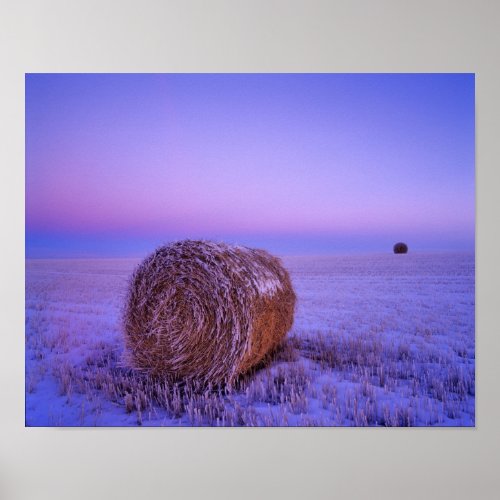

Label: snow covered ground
[25,252,475,426]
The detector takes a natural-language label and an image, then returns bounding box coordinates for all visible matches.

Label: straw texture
[123,240,296,384]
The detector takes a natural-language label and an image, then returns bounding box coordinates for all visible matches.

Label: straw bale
[123,240,296,384]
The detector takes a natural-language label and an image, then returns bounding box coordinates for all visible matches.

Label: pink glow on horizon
[26,74,474,256]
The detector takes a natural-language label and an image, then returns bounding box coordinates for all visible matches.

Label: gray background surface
[1,1,498,499]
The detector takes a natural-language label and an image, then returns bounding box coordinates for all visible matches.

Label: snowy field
[25,252,475,426]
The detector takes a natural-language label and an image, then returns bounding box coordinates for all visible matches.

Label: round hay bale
[393,242,408,254]
[123,240,296,384]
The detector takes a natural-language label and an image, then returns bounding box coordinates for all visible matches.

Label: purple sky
[26,73,474,257]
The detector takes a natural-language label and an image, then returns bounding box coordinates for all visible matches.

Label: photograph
[25,73,475,427]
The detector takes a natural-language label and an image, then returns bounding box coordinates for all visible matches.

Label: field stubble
[25,253,475,426]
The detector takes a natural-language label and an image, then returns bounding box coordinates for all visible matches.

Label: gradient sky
[26,73,474,257]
